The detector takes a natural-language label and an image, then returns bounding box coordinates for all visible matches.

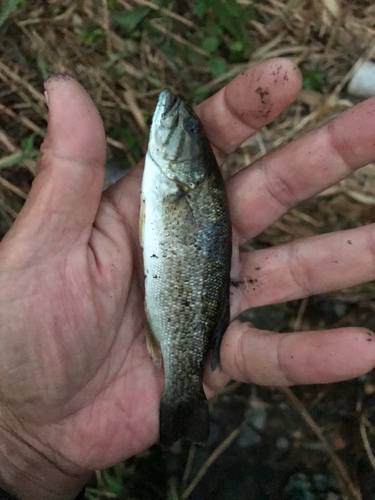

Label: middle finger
[228,97,375,241]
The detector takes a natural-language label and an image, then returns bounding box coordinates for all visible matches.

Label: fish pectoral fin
[209,288,230,371]
[146,323,163,368]
[139,196,145,248]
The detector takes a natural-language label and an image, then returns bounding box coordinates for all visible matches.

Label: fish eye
[184,117,199,135]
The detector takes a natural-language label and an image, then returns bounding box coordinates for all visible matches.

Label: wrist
[0,413,90,500]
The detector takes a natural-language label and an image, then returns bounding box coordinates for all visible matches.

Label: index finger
[228,97,375,241]
[196,58,302,164]
[110,58,302,222]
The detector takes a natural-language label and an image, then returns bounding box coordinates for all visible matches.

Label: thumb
[2,75,106,259]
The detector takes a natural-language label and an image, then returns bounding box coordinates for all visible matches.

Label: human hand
[1,59,375,499]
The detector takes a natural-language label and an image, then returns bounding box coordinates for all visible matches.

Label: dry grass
[1,0,375,498]
[1,1,375,240]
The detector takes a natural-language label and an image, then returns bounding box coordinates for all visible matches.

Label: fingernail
[44,74,72,108]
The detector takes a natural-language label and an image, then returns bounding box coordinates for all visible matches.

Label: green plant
[77,28,104,46]
[0,133,39,170]
[0,0,21,27]
[302,70,324,91]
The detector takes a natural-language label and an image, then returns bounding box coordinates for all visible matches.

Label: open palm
[1,59,375,490]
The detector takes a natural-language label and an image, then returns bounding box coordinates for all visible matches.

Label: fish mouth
[158,89,182,117]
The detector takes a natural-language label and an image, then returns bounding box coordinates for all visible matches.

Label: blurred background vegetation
[1,0,375,498]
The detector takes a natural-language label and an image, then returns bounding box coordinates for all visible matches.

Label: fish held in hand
[140,89,231,449]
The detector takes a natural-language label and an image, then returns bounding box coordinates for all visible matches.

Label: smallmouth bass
[140,89,231,448]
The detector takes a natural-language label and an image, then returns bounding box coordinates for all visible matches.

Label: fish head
[148,89,207,190]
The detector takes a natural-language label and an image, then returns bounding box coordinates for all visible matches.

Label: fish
[140,89,232,449]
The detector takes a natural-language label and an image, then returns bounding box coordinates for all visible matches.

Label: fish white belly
[140,152,207,364]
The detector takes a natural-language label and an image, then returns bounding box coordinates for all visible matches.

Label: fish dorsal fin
[146,322,163,369]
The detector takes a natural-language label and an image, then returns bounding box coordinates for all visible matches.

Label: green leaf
[224,0,242,17]
[147,76,161,88]
[116,7,150,32]
[77,28,103,45]
[187,49,206,65]
[193,87,211,103]
[160,43,177,61]
[201,36,219,53]
[122,128,137,150]
[206,0,243,39]
[21,133,37,157]
[210,55,226,77]
[193,0,208,17]
[302,70,323,91]
[229,40,243,52]
[206,19,223,37]
[36,53,49,80]
[0,153,23,170]
[102,469,124,495]
[0,132,38,169]
[0,0,19,27]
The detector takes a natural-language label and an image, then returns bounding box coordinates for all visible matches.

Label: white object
[348,61,375,98]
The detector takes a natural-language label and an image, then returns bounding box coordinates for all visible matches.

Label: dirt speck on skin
[230,279,245,288]
[255,86,269,105]
[47,73,71,82]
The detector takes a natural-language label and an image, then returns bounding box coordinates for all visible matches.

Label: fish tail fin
[159,389,209,449]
